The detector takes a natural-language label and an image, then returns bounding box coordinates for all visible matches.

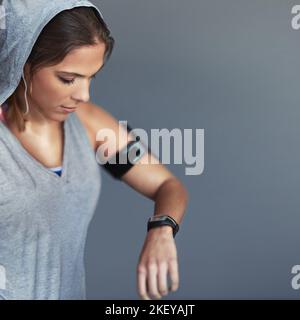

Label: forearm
[150,178,189,235]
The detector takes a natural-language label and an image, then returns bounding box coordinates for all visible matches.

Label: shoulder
[75,102,135,155]
[75,102,121,133]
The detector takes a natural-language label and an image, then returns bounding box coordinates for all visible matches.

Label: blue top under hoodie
[0,0,108,299]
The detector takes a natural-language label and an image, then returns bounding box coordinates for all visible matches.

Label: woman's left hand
[136,226,179,300]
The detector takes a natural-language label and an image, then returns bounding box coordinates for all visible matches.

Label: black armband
[102,124,147,180]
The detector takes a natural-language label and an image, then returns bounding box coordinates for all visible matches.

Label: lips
[60,105,76,113]
[62,105,76,109]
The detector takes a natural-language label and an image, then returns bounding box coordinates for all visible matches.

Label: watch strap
[147,215,179,238]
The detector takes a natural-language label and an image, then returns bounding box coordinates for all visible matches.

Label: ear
[23,63,31,79]
[23,63,33,94]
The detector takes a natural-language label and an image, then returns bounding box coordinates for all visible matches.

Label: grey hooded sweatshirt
[0,0,108,299]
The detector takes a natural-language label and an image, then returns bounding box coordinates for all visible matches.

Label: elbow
[170,177,189,198]
[180,180,189,205]
[154,177,189,203]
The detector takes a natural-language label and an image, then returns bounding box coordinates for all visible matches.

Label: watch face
[151,216,167,222]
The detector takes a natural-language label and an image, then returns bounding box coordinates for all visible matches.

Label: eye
[58,77,75,85]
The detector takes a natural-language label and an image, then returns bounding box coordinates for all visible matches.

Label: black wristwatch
[147,215,179,238]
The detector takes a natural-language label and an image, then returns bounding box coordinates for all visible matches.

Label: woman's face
[24,42,106,122]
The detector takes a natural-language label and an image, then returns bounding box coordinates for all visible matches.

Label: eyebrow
[56,65,103,79]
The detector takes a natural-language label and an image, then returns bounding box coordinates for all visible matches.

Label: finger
[147,262,162,299]
[137,267,151,300]
[168,258,179,292]
[157,262,169,296]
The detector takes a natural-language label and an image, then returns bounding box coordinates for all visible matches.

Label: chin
[50,112,68,122]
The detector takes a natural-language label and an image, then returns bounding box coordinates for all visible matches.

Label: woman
[0,0,188,300]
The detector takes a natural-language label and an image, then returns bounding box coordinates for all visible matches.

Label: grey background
[85,0,300,299]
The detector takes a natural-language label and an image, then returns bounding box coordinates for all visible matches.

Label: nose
[71,79,90,103]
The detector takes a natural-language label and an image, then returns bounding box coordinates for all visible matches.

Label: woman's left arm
[77,102,189,300]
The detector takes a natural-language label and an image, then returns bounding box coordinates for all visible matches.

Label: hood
[0,0,107,105]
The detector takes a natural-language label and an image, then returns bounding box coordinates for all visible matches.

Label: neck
[1,102,62,137]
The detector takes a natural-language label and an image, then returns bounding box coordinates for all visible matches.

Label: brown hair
[5,6,114,132]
